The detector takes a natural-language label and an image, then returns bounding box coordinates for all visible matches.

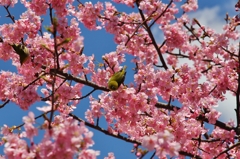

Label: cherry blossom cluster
[0,71,39,110]
[142,130,181,157]
[1,112,99,159]
[0,0,240,158]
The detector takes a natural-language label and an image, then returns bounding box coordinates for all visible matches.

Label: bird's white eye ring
[111,86,116,90]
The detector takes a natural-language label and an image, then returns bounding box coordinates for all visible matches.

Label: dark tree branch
[136,1,168,70]
[73,89,97,100]
[155,102,235,132]
[236,42,240,132]
[213,142,240,159]
[0,100,10,109]
[49,69,109,91]
[69,113,141,145]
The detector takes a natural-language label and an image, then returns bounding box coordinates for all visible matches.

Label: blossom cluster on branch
[0,0,240,158]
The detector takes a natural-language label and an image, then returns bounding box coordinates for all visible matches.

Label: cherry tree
[0,0,239,158]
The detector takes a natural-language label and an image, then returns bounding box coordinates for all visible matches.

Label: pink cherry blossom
[181,0,198,12]
[104,152,115,159]
[0,0,17,7]
[0,0,240,158]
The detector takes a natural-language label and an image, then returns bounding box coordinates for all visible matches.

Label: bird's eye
[110,86,117,90]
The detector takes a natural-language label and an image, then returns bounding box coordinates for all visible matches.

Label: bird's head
[108,81,119,91]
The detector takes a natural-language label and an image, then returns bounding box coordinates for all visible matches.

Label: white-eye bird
[11,43,30,65]
[108,66,127,91]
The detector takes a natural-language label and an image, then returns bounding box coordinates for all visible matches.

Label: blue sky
[0,0,238,158]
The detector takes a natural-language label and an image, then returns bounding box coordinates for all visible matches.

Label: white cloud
[217,92,236,122]
[188,6,224,33]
